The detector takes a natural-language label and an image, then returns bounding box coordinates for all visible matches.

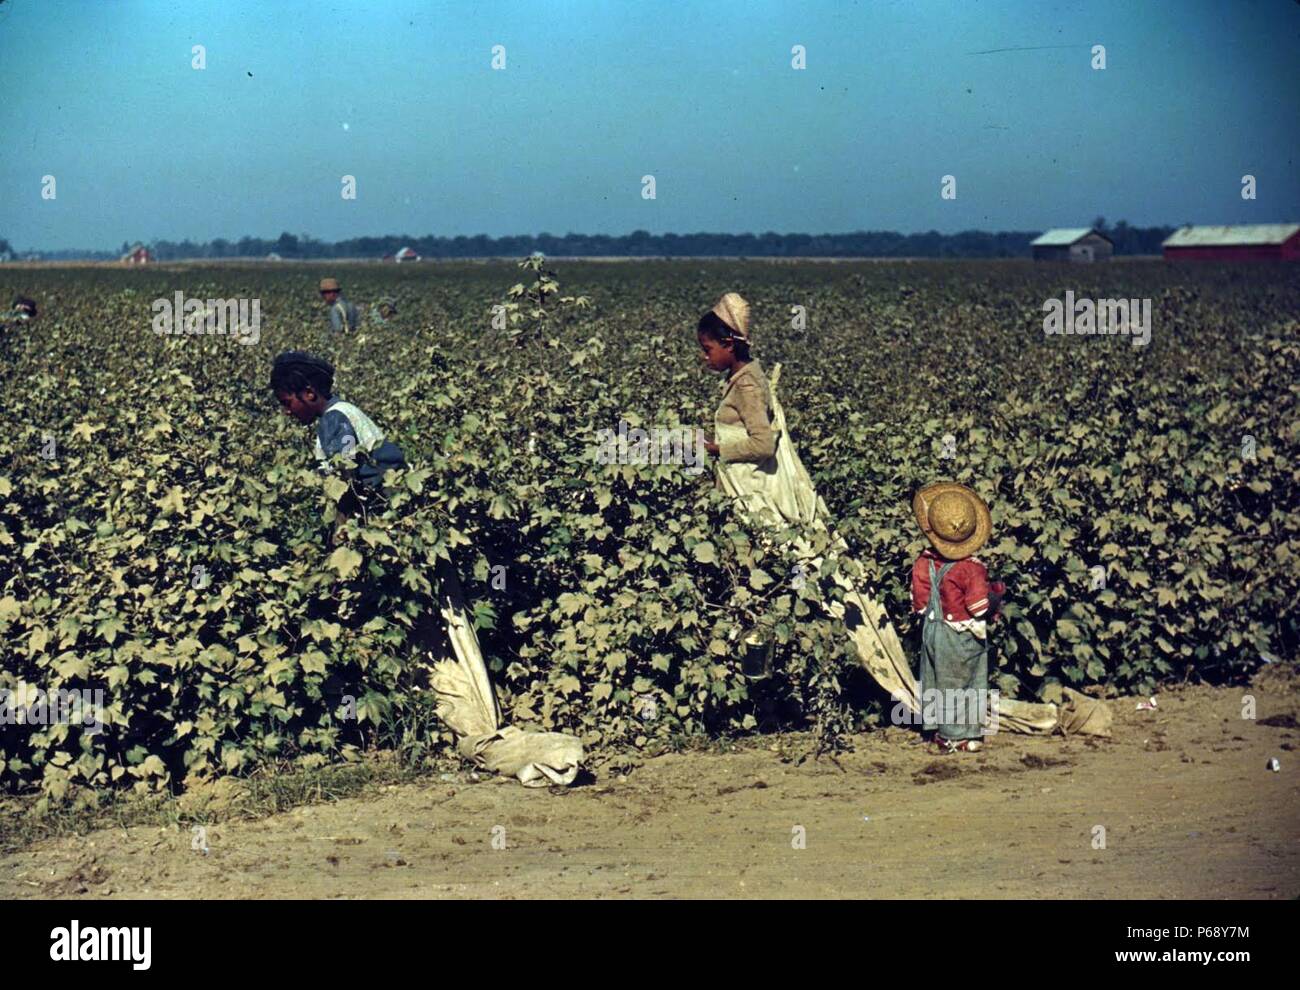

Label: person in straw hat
[319,277,359,332]
[911,482,1003,753]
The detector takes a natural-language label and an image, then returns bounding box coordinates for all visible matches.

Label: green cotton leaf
[748,567,774,591]
[154,486,186,516]
[44,768,71,801]
[323,476,349,502]
[96,616,128,645]
[693,542,718,564]
[56,615,82,645]
[400,566,429,593]
[355,691,390,725]
[28,625,49,655]
[1056,619,1082,641]
[327,545,364,580]
[301,649,328,674]
[263,657,294,683]
[471,600,498,631]
[405,468,432,493]
[311,620,342,641]
[555,674,582,696]
[54,652,90,679]
[557,593,587,617]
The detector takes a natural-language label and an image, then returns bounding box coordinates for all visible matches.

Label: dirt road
[3,681,1296,899]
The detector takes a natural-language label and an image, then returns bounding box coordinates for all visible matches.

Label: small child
[910,482,1002,754]
[269,351,406,532]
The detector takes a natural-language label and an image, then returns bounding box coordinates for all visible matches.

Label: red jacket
[912,548,991,622]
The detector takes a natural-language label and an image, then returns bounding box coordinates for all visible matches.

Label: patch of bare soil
[2,682,1296,899]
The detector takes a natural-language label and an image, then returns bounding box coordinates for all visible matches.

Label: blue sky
[1,0,1297,250]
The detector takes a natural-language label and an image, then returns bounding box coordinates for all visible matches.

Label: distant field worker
[269,351,406,535]
[1,295,38,330]
[319,277,360,331]
[370,297,398,325]
[910,482,1004,754]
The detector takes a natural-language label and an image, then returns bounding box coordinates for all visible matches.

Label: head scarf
[711,292,751,343]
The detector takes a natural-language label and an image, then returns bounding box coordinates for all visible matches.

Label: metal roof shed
[1162,223,1300,261]
[1031,228,1113,262]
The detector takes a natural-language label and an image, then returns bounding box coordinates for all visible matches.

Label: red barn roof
[1163,223,1300,261]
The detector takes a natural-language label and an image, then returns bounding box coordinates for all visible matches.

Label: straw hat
[711,292,751,341]
[319,277,341,292]
[912,482,991,559]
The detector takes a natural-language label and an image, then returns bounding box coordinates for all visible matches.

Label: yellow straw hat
[912,482,992,560]
[319,277,341,292]
[711,292,751,341]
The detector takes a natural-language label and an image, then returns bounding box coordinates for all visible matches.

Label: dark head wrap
[270,351,334,396]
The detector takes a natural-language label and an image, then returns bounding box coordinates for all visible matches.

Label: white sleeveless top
[313,399,387,464]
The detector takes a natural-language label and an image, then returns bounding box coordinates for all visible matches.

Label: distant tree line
[8,221,1179,261]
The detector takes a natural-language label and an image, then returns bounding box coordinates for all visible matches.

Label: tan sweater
[715,360,777,464]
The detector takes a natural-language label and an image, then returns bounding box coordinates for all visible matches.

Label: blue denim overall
[919,558,988,741]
